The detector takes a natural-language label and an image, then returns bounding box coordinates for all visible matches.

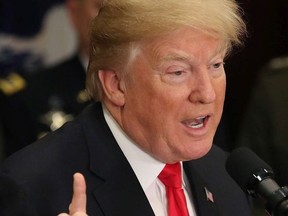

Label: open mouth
[182,116,209,129]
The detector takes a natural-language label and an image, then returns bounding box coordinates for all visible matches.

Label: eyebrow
[160,54,191,62]
[159,47,227,64]
[150,53,192,71]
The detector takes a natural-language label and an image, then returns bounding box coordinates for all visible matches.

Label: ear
[98,70,125,106]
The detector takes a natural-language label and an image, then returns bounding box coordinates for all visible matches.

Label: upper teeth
[185,116,206,128]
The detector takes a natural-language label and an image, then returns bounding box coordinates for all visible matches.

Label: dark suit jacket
[0,103,251,216]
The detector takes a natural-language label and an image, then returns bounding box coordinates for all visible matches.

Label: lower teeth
[191,123,203,128]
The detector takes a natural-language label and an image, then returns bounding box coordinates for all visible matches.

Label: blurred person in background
[0,0,73,160]
[20,0,101,139]
[237,55,288,186]
[0,0,101,157]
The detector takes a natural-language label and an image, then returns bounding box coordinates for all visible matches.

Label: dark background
[217,0,288,150]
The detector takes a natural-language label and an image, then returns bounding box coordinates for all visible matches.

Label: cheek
[124,74,162,107]
[125,89,173,133]
[214,78,226,122]
[216,76,226,104]
[221,82,226,103]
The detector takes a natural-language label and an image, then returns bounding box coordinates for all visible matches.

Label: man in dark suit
[0,0,251,215]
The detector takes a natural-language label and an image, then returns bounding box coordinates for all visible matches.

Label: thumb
[69,173,87,215]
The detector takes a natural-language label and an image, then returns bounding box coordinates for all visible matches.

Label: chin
[185,141,213,161]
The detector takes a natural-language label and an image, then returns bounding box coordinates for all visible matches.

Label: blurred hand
[58,173,87,216]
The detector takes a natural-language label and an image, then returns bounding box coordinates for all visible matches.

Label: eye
[161,62,190,85]
[208,61,225,78]
[212,62,225,69]
[173,70,184,76]
[162,68,189,85]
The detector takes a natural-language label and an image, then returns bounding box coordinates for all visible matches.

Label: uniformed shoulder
[26,55,83,83]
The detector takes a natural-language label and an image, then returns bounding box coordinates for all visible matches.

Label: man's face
[120,27,226,163]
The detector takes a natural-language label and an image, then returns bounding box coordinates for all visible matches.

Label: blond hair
[87,0,247,101]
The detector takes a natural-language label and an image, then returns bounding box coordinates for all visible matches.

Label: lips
[181,116,209,129]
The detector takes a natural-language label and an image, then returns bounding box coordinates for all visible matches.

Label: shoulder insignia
[0,72,26,95]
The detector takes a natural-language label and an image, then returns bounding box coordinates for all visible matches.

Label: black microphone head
[226,147,274,195]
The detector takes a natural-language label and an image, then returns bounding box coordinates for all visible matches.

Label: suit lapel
[79,103,155,216]
[91,162,155,216]
[184,162,220,216]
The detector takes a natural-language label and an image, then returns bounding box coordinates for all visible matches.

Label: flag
[204,187,214,203]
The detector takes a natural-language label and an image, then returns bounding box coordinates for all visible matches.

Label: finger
[57,214,69,216]
[69,173,87,214]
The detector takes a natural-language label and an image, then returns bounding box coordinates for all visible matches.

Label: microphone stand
[251,168,288,216]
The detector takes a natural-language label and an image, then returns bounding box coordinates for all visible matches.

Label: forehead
[139,27,226,62]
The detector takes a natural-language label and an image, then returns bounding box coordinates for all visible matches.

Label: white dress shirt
[103,105,197,216]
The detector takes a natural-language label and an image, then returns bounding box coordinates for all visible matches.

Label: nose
[188,72,217,104]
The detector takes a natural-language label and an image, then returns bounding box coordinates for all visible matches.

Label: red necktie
[158,162,189,216]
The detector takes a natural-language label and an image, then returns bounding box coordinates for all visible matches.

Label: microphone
[226,147,288,216]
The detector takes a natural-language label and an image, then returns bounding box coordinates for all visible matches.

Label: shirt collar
[103,105,165,191]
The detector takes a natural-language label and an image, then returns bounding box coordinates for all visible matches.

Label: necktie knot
[159,162,182,189]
